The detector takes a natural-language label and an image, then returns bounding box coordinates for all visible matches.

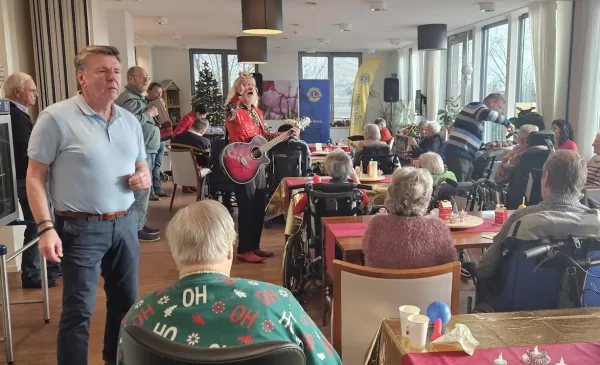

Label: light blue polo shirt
[28,93,146,214]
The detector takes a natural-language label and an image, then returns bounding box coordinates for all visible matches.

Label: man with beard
[116,66,161,241]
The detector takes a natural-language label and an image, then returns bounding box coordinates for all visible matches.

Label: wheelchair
[199,138,236,209]
[282,182,371,323]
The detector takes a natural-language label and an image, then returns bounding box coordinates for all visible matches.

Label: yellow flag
[350,57,381,136]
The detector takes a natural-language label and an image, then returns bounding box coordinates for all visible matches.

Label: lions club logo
[359,73,370,84]
[307,87,322,102]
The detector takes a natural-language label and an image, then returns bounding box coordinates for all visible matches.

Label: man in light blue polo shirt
[26,45,150,365]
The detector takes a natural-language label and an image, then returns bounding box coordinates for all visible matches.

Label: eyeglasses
[133,75,151,80]
[19,88,38,96]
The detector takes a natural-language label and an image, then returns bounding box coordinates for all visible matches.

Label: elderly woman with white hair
[494,124,539,184]
[354,124,390,166]
[118,200,341,365]
[409,120,443,158]
[362,167,457,269]
[419,152,457,185]
[294,149,368,214]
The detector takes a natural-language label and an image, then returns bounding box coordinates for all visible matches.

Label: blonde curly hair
[385,167,433,216]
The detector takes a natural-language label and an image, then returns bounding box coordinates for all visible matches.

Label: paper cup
[408,314,430,349]
[399,305,420,337]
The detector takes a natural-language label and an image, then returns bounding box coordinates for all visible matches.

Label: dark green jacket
[116,85,160,154]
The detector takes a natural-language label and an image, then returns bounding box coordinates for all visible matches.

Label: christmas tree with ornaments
[192,61,225,125]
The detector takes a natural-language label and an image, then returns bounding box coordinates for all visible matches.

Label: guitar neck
[258,131,292,154]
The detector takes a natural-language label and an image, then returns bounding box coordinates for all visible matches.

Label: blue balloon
[426,301,451,324]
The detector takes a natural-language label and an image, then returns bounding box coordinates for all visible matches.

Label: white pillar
[425,51,441,121]
[107,10,135,86]
[88,0,108,45]
[135,46,153,78]
[554,1,573,120]
[567,0,600,161]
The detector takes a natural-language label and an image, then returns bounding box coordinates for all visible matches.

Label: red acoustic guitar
[221,117,311,184]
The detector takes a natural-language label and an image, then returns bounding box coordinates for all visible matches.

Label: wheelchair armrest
[462,261,479,287]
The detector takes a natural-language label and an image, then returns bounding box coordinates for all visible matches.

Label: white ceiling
[105,0,528,51]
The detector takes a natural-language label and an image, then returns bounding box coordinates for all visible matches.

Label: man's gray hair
[419,152,445,175]
[166,200,236,268]
[373,118,386,127]
[385,167,433,216]
[324,148,353,180]
[484,93,505,103]
[74,45,121,71]
[3,72,32,96]
[425,120,441,134]
[192,118,209,133]
[364,124,381,141]
[543,150,587,196]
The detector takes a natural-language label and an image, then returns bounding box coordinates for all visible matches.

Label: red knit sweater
[362,214,457,269]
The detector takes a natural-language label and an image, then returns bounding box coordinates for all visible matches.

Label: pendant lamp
[237,36,268,64]
[417,24,447,50]
[241,0,283,35]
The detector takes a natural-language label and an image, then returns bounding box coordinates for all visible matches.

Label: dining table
[322,210,513,274]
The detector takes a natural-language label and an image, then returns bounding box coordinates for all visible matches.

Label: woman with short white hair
[356,123,388,152]
[409,120,443,158]
[419,152,457,185]
[362,167,457,269]
[118,200,341,365]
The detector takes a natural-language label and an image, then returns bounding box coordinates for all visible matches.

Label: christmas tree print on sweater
[117,273,341,365]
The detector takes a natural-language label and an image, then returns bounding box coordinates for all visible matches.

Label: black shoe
[138,230,160,242]
[143,226,160,235]
[156,192,170,198]
[149,195,161,201]
[22,278,58,289]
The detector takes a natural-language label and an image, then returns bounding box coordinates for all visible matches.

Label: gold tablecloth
[265,177,390,235]
[366,308,600,365]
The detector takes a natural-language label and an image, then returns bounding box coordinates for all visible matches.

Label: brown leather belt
[54,210,128,221]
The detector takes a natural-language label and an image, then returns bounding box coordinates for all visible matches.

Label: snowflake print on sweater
[117,274,341,365]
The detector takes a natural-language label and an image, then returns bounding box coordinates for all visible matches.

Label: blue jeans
[151,142,166,195]
[55,209,138,365]
[132,153,155,230]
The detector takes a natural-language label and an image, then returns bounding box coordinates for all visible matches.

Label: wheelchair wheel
[282,229,307,298]
[199,174,211,201]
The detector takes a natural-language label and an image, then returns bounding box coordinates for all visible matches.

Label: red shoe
[237,252,265,263]
[253,249,274,258]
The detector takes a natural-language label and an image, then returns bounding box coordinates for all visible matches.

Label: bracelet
[36,219,52,228]
[38,225,55,237]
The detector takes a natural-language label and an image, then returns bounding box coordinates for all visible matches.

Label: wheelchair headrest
[507,210,600,242]
[361,145,391,155]
[527,131,555,148]
[312,182,357,193]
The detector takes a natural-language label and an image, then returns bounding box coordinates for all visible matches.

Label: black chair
[201,138,236,208]
[355,145,395,174]
[504,131,555,209]
[270,140,311,177]
[121,325,306,365]
[267,151,304,198]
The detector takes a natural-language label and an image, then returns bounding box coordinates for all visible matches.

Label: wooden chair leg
[169,184,177,211]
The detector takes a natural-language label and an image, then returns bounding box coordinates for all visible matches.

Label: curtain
[529,1,557,123]
[567,0,600,161]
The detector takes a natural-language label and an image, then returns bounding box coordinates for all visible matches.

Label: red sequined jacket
[225,95,277,143]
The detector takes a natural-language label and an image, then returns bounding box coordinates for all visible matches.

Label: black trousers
[446,155,473,182]
[234,184,266,254]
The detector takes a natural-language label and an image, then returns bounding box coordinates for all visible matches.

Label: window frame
[480,19,509,100]
[188,48,259,100]
[515,13,529,102]
[298,52,363,119]
[446,30,473,106]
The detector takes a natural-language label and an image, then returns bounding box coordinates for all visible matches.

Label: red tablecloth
[452,218,502,233]
[308,144,350,153]
[324,223,367,274]
[402,342,600,365]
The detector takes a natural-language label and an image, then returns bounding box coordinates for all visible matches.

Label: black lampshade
[237,36,268,64]
[241,0,283,35]
[417,24,447,50]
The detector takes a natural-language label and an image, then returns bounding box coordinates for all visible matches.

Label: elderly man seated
[477,150,591,280]
[494,124,539,184]
[118,200,340,365]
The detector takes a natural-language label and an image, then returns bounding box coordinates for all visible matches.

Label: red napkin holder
[495,205,508,225]
[439,200,452,221]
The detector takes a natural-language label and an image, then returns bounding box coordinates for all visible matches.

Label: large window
[481,21,509,142]
[189,50,256,99]
[447,30,473,106]
[516,14,537,116]
[299,52,362,120]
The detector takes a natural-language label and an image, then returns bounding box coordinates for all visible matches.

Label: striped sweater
[587,156,600,186]
[445,101,510,161]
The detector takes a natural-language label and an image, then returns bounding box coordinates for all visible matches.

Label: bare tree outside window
[483,23,509,142]
[302,56,328,79]
[333,57,359,119]
[517,17,537,116]
[228,55,255,91]
[191,51,255,101]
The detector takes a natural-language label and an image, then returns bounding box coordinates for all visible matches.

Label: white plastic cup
[408,314,430,349]
[398,305,420,337]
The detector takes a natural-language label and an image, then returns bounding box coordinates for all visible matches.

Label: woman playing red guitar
[225,72,298,263]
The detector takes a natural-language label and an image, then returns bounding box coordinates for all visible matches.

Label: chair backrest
[208,138,235,190]
[269,151,303,190]
[271,140,310,176]
[121,325,306,365]
[505,146,551,208]
[358,145,394,174]
[167,146,201,187]
[332,260,460,365]
[527,130,555,149]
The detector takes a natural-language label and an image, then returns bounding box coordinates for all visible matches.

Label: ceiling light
[237,36,268,64]
[479,2,495,12]
[370,0,387,11]
[154,16,168,25]
[339,23,352,32]
[390,39,402,46]
[417,24,448,50]
[241,0,283,35]
[318,38,330,45]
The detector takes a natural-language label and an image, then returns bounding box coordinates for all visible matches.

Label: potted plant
[509,106,544,131]
[437,96,460,129]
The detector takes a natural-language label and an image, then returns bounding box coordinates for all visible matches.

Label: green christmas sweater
[117,273,341,365]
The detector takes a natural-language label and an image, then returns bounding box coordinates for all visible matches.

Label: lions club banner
[350,58,381,136]
[299,79,330,143]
